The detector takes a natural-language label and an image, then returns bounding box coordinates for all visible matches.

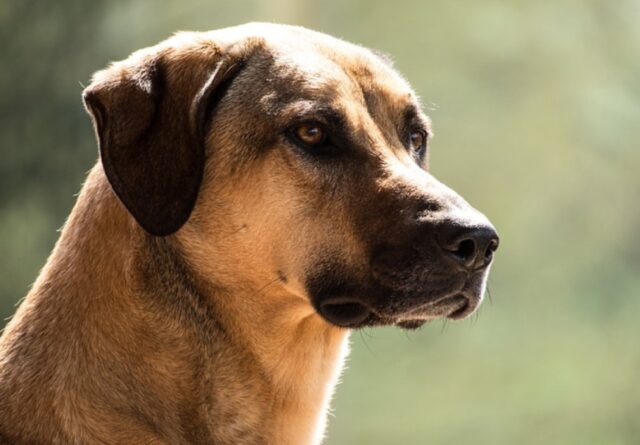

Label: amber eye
[294,123,326,146]
[409,129,427,153]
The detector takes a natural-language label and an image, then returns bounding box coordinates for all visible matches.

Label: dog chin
[390,293,480,329]
[394,319,428,330]
[310,269,489,329]
[316,291,481,330]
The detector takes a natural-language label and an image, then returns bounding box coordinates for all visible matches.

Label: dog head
[83,23,498,330]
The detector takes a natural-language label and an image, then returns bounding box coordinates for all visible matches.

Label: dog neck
[190,278,350,445]
[150,228,351,445]
[1,165,349,445]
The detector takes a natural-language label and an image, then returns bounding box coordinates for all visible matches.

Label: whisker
[359,329,374,355]
[364,329,378,340]
[471,306,481,327]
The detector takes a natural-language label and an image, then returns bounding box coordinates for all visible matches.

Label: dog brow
[404,104,432,134]
[284,100,349,129]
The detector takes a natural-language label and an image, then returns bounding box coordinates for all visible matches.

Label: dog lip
[317,297,373,328]
[444,294,471,320]
[398,292,471,322]
[423,293,468,317]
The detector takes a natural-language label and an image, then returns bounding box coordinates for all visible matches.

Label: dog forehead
[258,37,417,124]
[161,23,416,109]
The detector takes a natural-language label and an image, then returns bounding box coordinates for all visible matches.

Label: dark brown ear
[83,55,241,236]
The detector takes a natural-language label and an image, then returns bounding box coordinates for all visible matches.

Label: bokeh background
[2,0,639,444]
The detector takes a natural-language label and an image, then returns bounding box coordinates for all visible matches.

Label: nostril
[436,223,499,270]
[451,238,477,264]
[484,238,499,263]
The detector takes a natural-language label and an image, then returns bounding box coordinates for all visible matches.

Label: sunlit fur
[0,23,495,445]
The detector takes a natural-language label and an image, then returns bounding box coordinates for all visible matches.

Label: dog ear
[83,53,242,236]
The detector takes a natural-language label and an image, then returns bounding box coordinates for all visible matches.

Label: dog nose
[436,223,499,270]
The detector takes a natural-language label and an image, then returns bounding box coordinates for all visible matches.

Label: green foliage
[1,0,638,443]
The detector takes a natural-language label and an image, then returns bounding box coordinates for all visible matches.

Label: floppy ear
[83,53,241,236]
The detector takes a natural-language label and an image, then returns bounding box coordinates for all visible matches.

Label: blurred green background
[1,0,639,444]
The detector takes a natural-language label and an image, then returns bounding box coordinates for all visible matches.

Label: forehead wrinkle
[262,48,364,114]
[351,71,418,158]
[274,43,355,89]
[297,52,398,156]
[321,69,383,155]
[350,53,432,153]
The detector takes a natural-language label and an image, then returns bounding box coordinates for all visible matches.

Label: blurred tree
[0,1,112,321]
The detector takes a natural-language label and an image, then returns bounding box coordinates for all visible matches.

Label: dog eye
[293,123,326,147]
[408,129,427,153]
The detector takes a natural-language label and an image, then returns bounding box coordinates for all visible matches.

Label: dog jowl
[0,23,498,445]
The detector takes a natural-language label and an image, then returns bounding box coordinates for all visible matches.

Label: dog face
[83,23,498,330]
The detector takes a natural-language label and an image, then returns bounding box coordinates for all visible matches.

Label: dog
[0,23,498,445]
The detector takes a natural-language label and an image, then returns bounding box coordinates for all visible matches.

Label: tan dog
[0,23,498,445]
